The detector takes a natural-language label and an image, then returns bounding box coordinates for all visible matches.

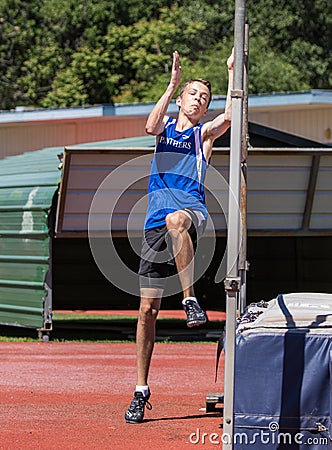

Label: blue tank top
[144,117,208,230]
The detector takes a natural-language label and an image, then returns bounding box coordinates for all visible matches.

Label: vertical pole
[222,1,246,448]
[239,24,250,315]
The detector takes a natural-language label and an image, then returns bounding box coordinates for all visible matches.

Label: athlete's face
[176,81,210,118]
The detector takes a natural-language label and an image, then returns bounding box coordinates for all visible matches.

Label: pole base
[206,393,224,413]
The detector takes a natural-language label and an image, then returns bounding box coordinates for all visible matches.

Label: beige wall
[249,106,332,145]
[0,115,148,159]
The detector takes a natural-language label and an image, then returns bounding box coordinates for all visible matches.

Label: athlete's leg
[165,210,207,327]
[165,210,195,299]
[136,288,162,386]
[125,288,161,424]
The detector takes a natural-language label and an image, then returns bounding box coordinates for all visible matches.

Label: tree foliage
[0,0,331,109]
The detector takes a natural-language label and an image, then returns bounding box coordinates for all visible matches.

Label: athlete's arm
[146,51,182,136]
[201,49,234,161]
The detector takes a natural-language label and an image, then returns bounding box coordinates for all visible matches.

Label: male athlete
[125,48,234,423]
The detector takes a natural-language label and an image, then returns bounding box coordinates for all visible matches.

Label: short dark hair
[179,78,212,107]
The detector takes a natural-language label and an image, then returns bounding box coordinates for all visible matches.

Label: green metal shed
[0,146,62,336]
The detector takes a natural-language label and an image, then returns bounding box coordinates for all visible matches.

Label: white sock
[182,296,198,305]
[136,385,149,397]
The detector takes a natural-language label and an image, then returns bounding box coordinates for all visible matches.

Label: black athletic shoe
[124,390,152,424]
[182,299,207,328]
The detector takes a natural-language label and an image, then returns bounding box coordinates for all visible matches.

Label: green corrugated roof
[0,146,62,177]
[67,135,155,149]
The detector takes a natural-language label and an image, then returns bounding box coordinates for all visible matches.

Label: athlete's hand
[170,50,182,89]
[227,48,234,71]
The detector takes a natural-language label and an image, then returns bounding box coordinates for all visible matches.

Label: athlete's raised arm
[201,49,234,161]
[146,51,182,136]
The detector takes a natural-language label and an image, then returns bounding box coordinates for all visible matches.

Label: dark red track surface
[0,342,225,449]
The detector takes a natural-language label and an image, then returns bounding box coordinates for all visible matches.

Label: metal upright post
[222,1,246,448]
[239,24,249,315]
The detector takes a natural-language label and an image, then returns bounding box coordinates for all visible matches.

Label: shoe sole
[186,319,207,328]
[125,418,143,424]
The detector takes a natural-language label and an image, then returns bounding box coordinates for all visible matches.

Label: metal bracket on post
[231,89,244,99]
[224,277,241,293]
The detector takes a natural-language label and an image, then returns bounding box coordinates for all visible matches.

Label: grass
[0,336,37,342]
[0,312,224,343]
[53,312,138,321]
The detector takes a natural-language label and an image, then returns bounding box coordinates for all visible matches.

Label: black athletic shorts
[138,208,206,290]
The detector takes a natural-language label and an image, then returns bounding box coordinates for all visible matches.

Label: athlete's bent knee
[166,211,189,232]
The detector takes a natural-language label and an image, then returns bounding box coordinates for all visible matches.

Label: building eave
[0,90,331,124]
